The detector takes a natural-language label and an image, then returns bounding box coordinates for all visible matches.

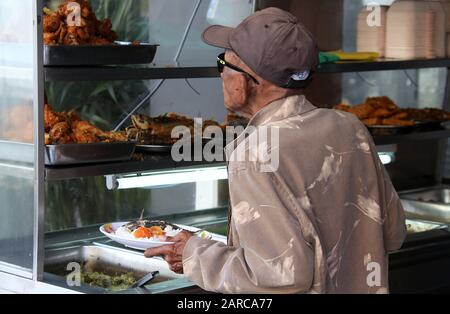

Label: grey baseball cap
[202,7,319,89]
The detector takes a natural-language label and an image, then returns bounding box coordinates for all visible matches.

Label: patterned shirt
[182,95,406,294]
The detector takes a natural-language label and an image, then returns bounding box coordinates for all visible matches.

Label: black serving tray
[367,121,443,136]
[135,144,172,154]
[367,125,416,136]
[45,142,136,166]
[44,42,158,66]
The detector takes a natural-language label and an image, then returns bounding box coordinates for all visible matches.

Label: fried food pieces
[43,0,118,46]
[44,104,126,145]
[126,113,224,145]
[334,96,450,127]
[0,104,34,143]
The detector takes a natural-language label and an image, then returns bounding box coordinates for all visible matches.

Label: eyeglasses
[217,53,260,85]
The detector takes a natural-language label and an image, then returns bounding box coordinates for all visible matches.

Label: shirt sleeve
[182,167,315,294]
[380,166,407,252]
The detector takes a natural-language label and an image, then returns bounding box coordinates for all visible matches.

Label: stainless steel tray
[44,41,158,66]
[135,138,221,154]
[401,187,450,204]
[45,142,136,166]
[44,245,182,292]
[400,187,450,224]
[406,219,447,234]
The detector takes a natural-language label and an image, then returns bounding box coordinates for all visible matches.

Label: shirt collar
[224,95,317,160]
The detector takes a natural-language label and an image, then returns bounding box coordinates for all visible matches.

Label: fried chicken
[371,108,396,119]
[382,118,416,127]
[366,96,398,110]
[333,104,351,112]
[332,96,450,127]
[346,103,375,120]
[128,113,224,145]
[44,104,63,132]
[49,121,71,144]
[361,117,383,126]
[44,105,126,145]
[43,0,118,46]
[71,120,103,143]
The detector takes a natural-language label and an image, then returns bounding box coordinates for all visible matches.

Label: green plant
[45,0,153,229]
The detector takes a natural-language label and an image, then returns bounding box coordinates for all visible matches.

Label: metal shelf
[43,58,450,81]
[318,58,450,73]
[44,66,219,82]
[45,154,225,181]
[44,129,450,181]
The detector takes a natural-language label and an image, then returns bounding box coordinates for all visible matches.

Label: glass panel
[342,0,447,109]
[44,0,253,67]
[45,176,229,232]
[147,0,223,67]
[0,174,34,269]
[0,0,35,272]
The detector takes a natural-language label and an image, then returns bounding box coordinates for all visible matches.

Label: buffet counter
[36,206,450,294]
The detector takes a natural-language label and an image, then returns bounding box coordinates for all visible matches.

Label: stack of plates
[357,6,388,57]
[385,0,446,59]
[444,1,450,56]
[447,33,450,56]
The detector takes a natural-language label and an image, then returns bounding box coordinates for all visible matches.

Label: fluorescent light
[109,166,228,190]
[378,152,395,165]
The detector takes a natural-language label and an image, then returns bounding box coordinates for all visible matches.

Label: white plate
[100,221,227,251]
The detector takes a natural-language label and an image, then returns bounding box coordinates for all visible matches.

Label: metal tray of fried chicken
[45,142,136,166]
[44,41,158,66]
[43,2,157,66]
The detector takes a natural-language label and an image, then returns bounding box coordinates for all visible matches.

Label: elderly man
[145,7,406,294]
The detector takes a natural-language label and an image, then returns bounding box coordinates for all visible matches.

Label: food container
[44,245,183,292]
[44,42,158,66]
[45,142,136,166]
[400,187,450,223]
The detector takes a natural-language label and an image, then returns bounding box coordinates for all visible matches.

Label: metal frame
[434,67,450,184]
[0,271,78,294]
[44,66,220,82]
[2,0,450,293]
[43,59,450,82]
[33,0,45,282]
[41,128,450,181]
[0,0,44,281]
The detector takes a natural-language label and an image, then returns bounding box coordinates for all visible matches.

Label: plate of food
[100,219,226,251]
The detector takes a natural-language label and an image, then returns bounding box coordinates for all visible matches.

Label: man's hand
[144,230,193,274]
